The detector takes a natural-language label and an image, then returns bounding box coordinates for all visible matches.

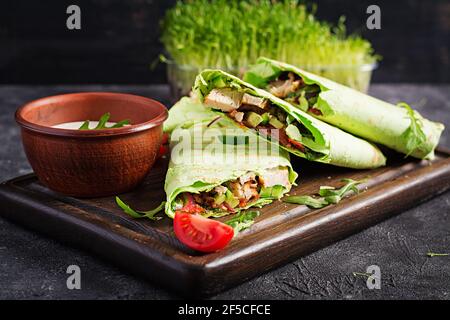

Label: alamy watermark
[354,265,381,290]
[66,265,81,290]
[366,265,381,289]
[66,5,81,30]
[366,5,381,30]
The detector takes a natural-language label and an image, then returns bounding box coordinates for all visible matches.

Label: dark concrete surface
[0,84,449,300]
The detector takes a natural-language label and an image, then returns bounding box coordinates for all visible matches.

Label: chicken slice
[259,167,290,188]
[204,88,243,112]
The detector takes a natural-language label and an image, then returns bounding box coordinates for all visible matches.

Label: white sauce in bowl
[52,121,120,130]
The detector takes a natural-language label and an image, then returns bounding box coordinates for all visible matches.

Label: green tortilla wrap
[165,120,298,218]
[164,97,219,134]
[244,57,445,160]
[193,69,386,169]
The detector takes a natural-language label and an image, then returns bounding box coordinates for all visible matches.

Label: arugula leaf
[352,272,372,278]
[283,195,329,209]
[115,196,165,221]
[225,211,260,235]
[319,178,361,198]
[78,120,90,130]
[398,102,426,157]
[427,252,449,258]
[324,195,341,204]
[202,211,233,219]
[95,112,111,129]
[260,185,285,199]
[111,119,131,128]
[283,179,363,209]
[78,113,130,130]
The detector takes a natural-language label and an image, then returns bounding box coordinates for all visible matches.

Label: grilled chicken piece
[269,72,303,98]
[214,185,228,195]
[259,167,290,188]
[242,181,259,201]
[228,180,244,199]
[204,88,243,112]
[239,172,256,185]
[241,93,268,110]
[230,110,245,123]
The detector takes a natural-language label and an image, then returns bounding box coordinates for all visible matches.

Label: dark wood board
[1,149,450,297]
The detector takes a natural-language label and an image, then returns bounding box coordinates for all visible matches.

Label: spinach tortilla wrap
[193,69,386,169]
[164,97,220,134]
[244,57,445,160]
[165,120,298,218]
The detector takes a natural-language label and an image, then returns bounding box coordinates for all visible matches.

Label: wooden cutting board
[1,149,449,297]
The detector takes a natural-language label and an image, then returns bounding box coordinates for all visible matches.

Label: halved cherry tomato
[174,212,234,252]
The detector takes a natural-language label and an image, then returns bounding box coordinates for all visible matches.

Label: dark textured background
[1,0,450,300]
[1,0,450,85]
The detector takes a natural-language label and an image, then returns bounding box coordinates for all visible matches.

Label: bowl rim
[15,92,168,137]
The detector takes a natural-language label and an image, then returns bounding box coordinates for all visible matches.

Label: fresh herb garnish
[283,195,329,209]
[79,112,130,130]
[283,179,363,209]
[352,272,372,278]
[78,120,90,130]
[115,196,165,221]
[225,211,260,235]
[398,102,426,157]
[427,252,449,258]
[202,211,234,219]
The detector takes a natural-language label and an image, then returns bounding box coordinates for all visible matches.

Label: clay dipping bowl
[15,92,168,197]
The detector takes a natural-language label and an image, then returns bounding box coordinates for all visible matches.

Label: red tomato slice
[174,212,234,252]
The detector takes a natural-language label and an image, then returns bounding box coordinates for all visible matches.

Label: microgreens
[161,0,378,91]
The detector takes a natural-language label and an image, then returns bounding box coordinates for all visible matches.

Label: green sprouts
[161,0,378,92]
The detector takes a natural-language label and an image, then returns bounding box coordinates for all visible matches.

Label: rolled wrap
[165,115,298,218]
[193,69,386,169]
[244,57,445,160]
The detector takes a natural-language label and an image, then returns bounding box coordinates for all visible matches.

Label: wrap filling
[267,72,323,116]
[172,166,291,214]
[204,87,323,157]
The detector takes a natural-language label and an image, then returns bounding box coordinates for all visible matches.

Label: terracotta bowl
[15,92,168,197]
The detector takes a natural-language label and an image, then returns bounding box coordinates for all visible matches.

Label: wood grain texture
[0,149,449,296]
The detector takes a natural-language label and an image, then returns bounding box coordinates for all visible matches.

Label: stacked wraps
[162,60,444,219]
[164,98,297,217]
[193,69,386,169]
[244,57,445,160]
